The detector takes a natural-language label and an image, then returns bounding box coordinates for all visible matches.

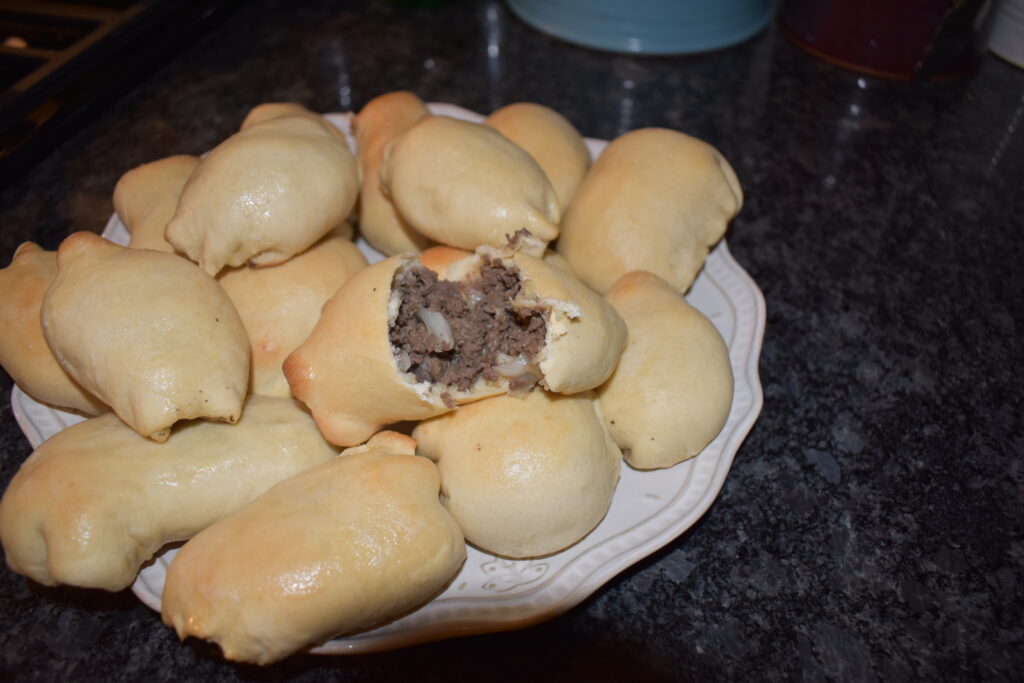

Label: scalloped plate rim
[7,102,765,656]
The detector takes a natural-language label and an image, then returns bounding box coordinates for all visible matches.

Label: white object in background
[990,0,1024,68]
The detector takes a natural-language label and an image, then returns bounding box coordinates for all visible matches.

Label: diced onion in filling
[508,368,543,395]
[416,308,453,347]
[492,354,528,377]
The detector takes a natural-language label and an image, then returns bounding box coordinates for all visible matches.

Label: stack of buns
[0,94,741,664]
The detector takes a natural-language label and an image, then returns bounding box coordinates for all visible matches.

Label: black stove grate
[0,0,240,184]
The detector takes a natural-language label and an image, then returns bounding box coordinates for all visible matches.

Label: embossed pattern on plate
[9,103,765,655]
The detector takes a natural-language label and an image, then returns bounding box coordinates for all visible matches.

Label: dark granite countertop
[1,1,1021,680]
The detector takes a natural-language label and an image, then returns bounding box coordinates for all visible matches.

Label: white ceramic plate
[9,103,765,655]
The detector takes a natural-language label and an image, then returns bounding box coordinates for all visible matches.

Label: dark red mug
[779,0,996,79]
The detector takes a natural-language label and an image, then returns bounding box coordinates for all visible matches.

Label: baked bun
[0,395,338,591]
[240,103,355,164]
[599,271,733,469]
[242,102,326,130]
[113,154,199,253]
[161,431,465,665]
[380,115,559,254]
[284,254,453,446]
[352,91,433,255]
[414,390,621,557]
[507,245,626,394]
[41,232,250,441]
[541,248,576,276]
[417,245,471,278]
[285,235,626,446]
[218,226,368,397]
[165,107,359,276]
[557,127,742,294]
[0,243,106,415]
[485,102,591,211]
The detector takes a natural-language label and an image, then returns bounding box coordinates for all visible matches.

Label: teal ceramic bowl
[507,0,774,55]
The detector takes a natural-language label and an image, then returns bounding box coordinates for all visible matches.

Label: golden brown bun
[599,271,733,469]
[509,249,627,394]
[41,232,249,441]
[241,102,318,129]
[113,154,199,253]
[381,116,559,253]
[218,227,367,397]
[161,431,465,665]
[352,91,434,255]
[165,108,359,276]
[0,395,337,591]
[557,128,742,294]
[541,248,576,276]
[285,241,626,446]
[485,102,591,211]
[0,243,106,415]
[417,245,472,278]
[414,390,620,557]
[283,255,452,446]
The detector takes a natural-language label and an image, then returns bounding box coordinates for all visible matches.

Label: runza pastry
[113,154,200,253]
[41,232,250,441]
[240,102,338,135]
[414,389,621,558]
[165,105,359,276]
[417,245,471,278]
[485,102,591,212]
[557,127,743,294]
[352,91,433,255]
[218,226,368,397]
[161,431,465,665]
[541,248,576,276]
[0,243,106,415]
[380,115,559,254]
[285,233,626,446]
[0,395,338,591]
[598,271,733,469]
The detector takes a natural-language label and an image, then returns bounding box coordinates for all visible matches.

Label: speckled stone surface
[1,1,1022,680]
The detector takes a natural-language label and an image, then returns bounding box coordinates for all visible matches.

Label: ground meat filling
[390,257,546,397]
